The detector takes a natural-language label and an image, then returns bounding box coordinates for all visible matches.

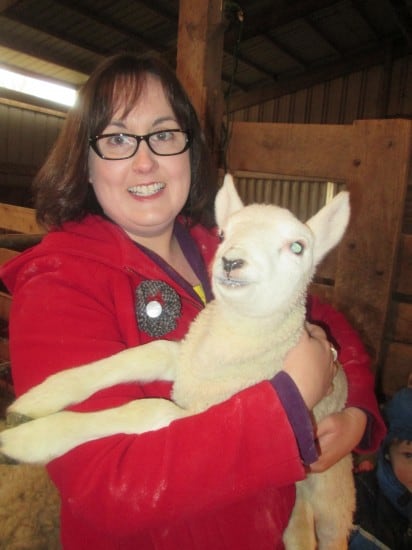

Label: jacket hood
[384,387,412,444]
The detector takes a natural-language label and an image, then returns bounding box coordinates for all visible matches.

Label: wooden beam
[176,0,225,170]
[384,0,412,47]
[382,342,412,396]
[0,291,11,323]
[0,28,99,76]
[390,302,412,343]
[0,248,20,264]
[55,0,168,54]
[0,235,43,250]
[334,119,411,368]
[0,95,68,116]
[395,234,412,295]
[0,161,38,178]
[226,0,339,43]
[0,0,19,12]
[228,39,410,112]
[3,9,111,60]
[0,203,44,234]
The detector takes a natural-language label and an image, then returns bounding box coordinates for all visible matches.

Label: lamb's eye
[218,230,225,242]
[290,241,304,255]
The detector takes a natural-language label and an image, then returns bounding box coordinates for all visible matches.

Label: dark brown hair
[34,53,216,228]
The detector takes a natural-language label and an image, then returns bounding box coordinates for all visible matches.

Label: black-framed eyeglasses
[89,129,192,160]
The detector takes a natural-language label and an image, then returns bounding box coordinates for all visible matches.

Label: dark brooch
[135,280,181,337]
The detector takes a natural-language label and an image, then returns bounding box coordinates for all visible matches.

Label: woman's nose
[131,140,157,171]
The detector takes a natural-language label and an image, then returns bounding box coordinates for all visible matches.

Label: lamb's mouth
[215,276,250,288]
[128,182,165,196]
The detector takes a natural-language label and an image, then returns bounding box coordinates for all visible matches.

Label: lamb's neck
[208,299,306,347]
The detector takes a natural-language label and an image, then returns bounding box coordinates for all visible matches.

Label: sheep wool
[0,421,60,550]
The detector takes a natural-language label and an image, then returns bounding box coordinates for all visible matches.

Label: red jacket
[1,215,385,550]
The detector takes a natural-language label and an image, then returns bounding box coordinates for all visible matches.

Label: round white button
[146,300,162,318]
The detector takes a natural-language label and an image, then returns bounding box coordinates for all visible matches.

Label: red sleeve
[8,269,305,538]
[307,294,386,453]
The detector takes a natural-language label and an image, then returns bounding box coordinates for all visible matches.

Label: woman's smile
[127,182,166,197]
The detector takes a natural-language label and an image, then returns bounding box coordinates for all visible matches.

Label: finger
[304,322,326,340]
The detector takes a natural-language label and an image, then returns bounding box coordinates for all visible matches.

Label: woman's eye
[290,241,304,255]
[110,135,129,146]
[154,131,173,142]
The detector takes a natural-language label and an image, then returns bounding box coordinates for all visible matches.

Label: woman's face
[389,440,412,492]
[88,74,191,245]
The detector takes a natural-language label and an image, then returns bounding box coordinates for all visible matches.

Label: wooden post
[176,0,225,172]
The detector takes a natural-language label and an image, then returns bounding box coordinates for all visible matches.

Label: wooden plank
[0,291,11,322]
[0,339,9,362]
[381,342,412,396]
[0,203,44,234]
[227,121,353,180]
[176,0,224,168]
[0,248,19,264]
[0,234,43,250]
[395,234,412,295]
[0,161,37,178]
[314,250,338,282]
[308,283,334,304]
[334,119,411,367]
[388,301,412,343]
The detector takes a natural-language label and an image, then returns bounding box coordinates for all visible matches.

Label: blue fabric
[350,528,389,550]
[376,448,412,519]
[384,387,412,444]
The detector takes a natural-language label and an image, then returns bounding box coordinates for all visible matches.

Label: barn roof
[1,0,411,111]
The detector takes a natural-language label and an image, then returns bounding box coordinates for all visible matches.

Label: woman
[1,53,386,549]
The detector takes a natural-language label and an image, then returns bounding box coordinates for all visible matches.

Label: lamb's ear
[215,174,244,229]
[306,191,350,266]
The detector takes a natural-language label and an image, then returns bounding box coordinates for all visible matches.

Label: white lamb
[1,174,353,549]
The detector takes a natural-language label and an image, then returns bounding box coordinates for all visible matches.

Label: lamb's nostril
[222,257,245,274]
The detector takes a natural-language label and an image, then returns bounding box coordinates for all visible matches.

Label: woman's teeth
[128,182,165,196]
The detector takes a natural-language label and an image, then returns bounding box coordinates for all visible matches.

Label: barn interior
[0,1,411,547]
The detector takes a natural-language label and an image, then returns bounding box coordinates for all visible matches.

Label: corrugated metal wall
[233,171,345,221]
[0,101,63,206]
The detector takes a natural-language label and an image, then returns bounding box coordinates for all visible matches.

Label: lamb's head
[211,174,350,318]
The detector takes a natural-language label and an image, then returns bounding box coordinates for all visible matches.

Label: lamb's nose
[222,257,244,275]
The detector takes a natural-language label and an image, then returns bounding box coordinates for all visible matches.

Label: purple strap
[271,371,318,465]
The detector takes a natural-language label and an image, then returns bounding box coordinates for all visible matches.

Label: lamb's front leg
[1,397,187,464]
[7,340,180,422]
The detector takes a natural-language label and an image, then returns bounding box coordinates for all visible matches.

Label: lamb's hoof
[6,411,34,428]
[0,451,19,465]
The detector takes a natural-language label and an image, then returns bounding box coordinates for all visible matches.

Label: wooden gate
[227,118,412,394]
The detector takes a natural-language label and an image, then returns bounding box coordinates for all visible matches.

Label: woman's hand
[309,407,367,473]
[283,322,336,410]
